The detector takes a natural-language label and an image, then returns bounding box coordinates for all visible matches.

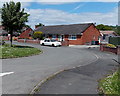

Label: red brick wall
[81,24,100,45]
[117,46,120,55]
[17,39,25,43]
[61,41,69,46]
[19,28,32,39]
[62,25,100,45]
[26,40,40,44]
[100,44,120,55]
[18,39,40,44]
[68,35,83,45]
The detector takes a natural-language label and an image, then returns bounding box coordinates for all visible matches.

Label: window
[44,40,48,42]
[52,35,56,39]
[68,35,77,40]
[47,40,50,42]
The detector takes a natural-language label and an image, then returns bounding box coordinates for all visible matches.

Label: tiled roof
[100,31,115,35]
[34,23,94,35]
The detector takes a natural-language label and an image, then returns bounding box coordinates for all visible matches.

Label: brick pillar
[117,46,120,55]
[100,44,103,51]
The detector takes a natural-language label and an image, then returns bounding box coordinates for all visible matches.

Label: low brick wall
[26,40,40,44]
[17,39,25,43]
[117,46,120,54]
[100,44,120,55]
[17,39,69,46]
[61,41,69,46]
[1,36,9,41]
[17,39,40,44]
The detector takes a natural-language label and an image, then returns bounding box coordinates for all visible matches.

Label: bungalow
[100,31,117,44]
[34,23,100,45]
[19,27,33,39]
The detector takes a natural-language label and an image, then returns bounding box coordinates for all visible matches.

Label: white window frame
[68,35,77,40]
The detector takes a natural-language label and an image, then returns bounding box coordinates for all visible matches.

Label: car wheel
[42,43,44,46]
[52,44,55,47]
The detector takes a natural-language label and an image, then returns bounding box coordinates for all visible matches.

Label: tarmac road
[35,47,119,94]
[2,41,100,94]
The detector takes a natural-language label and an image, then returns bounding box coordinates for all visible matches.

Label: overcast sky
[0,0,119,29]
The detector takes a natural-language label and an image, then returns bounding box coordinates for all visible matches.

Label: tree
[96,24,113,31]
[117,26,120,35]
[1,1,30,47]
[115,26,120,35]
[35,23,45,28]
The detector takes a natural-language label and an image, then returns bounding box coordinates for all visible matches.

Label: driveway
[2,42,99,94]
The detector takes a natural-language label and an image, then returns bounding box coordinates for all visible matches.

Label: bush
[33,31,44,40]
[106,44,116,48]
[109,37,120,46]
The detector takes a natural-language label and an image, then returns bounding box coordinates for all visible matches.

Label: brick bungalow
[34,23,100,45]
[19,27,33,39]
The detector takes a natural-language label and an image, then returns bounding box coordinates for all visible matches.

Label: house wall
[65,24,100,45]
[19,28,32,39]
[36,24,100,45]
[68,35,83,45]
[81,24,100,45]
[52,35,83,45]
[48,24,100,45]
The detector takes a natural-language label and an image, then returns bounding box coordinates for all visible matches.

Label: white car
[40,38,62,47]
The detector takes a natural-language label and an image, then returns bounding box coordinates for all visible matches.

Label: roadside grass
[99,69,120,95]
[0,44,41,59]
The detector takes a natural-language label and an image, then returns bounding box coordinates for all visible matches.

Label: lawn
[0,44,41,59]
[99,69,120,95]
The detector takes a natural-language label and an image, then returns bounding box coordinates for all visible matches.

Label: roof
[34,23,94,35]
[100,31,118,36]
[100,31,115,35]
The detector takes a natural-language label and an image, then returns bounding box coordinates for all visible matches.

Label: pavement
[2,41,101,94]
[69,45,100,49]
[35,47,119,94]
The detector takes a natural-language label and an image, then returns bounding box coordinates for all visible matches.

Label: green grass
[0,44,41,59]
[99,69,120,95]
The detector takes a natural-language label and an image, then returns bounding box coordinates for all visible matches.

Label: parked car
[40,38,62,47]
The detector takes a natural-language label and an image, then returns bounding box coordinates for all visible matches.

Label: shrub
[33,31,44,40]
[106,44,116,48]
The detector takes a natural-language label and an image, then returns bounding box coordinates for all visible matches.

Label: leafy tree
[96,24,113,31]
[117,26,120,35]
[116,26,120,35]
[24,25,31,28]
[1,1,30,46]
[35,23,45,28]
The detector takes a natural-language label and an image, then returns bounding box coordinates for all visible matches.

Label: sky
[0,0,119,29]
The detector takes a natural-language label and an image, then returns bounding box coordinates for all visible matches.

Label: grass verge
[99,69,120,95]
[0,44,41,59]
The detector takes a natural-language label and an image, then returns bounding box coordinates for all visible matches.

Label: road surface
[35,48,119,94]
[2,42,101,94]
